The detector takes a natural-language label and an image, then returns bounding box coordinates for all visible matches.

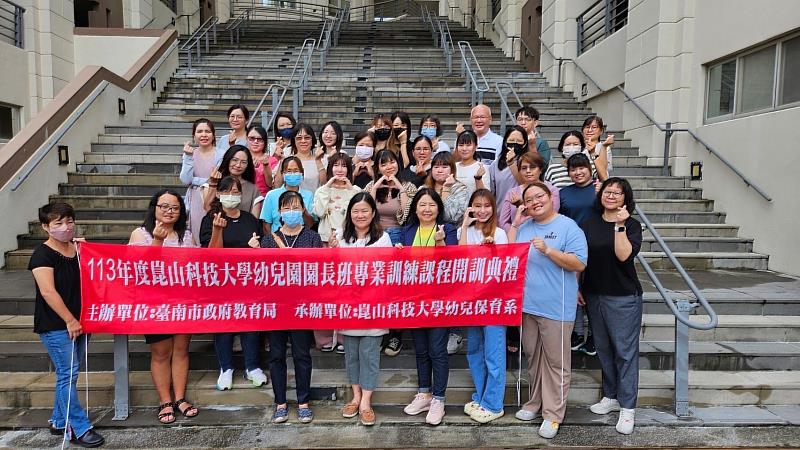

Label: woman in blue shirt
[507,181,587,439]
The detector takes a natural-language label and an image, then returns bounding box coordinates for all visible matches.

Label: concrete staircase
[0,16,797,421]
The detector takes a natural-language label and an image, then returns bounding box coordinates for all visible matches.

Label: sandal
[175,398,199,418]
[157,402,176,424]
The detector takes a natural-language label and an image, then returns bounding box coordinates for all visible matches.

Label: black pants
[269,330,313,405]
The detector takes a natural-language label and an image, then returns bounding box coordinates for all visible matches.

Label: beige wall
[0,43,30,122]
[74,35,161,76]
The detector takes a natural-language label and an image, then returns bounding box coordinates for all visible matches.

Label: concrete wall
[0,43,30,126]
[0,33,178,268]
[74,35,161,76]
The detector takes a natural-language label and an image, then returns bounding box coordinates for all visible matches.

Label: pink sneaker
[425,398,445,425]
[403,393,432,415]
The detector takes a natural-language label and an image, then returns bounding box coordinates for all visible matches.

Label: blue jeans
[269,330,313,405]
[39,330,93,437]
[586,294,642,409]
[411,327,449,400]
[214,332,262,372]
[466,326,506,413]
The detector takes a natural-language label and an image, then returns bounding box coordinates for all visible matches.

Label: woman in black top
[260,190,322,424]
[580,177,643,435]
[399,135,433,187]
[28,202,105,447]
[199,176,267,392]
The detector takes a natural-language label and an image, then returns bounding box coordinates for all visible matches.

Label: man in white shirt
[457,104,503,162]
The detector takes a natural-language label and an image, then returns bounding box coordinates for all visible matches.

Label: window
[706,31,800,122]
[0,103,19,141]
[779,35,800,105]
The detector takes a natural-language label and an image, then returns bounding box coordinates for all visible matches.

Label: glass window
[707,60,736,118]
[0,104,14,140]
[738,45,776,113]
[779,35,800,105]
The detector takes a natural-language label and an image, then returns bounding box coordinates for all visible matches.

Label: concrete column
[25,0,76,115]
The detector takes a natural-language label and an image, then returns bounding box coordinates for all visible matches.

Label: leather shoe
[48,424,65,436]
[71,429,105,448]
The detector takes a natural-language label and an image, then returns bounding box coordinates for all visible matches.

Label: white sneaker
[463,401,479,416]
[514,408,538,421]
[469,406,504,424]
[616,408,635,435]
[590,397,620,415]
[245,368,268,387]
[403,393,432,415]
[216,368,233,391]
[538,420,559,439]
[446,333,464,355]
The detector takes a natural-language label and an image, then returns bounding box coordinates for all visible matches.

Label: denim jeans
[269,330,313,405]
[586,294,642,409]
[214,332,262,372]
[411,327,449,400]
[39,330,93,438]
[466,326,506,413]
[386,227,402,245]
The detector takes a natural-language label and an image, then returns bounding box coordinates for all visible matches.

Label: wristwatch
[614,226,626,232]
[473,175,482,180]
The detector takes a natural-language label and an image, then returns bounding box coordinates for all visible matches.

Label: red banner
[78,242,528,334]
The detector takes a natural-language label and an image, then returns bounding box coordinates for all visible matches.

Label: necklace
[418,225,436,247]
[279,228,302,248]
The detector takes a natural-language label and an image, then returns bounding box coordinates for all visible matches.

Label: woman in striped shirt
[544,131,608,188]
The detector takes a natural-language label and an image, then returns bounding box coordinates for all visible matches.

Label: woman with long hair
[362,149,417,246]
[217,104,250,152]
[424,151,468,226]
[128,190,199,425]
[246,124,273,196]
[179,118,224,244]
[204,145,261,217]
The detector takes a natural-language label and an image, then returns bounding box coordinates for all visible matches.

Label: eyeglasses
[230,157,249,167]
[229,114,245,120]
[471,115,489,120]
[516,116,532,122]
[157,204,181,213]
[583,125,600,131]
[603,190,624,198]
[524,193,549,205]
[247,136,264,143]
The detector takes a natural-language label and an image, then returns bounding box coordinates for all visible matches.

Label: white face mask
[219,194,241,209]
[355,145,374,161]
[562,145,582,159]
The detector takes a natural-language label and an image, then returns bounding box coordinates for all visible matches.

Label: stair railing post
[213,22,217,43]
[499,94,507,130]
[112,335,130,420]
[477,90,483,105]
[293,88,299,120]
[446,51,452,75]
[271,88,279,122]
[204,30,209,53]
[674,299,693,417]
[663,122,672,176]
[186,49,192,70]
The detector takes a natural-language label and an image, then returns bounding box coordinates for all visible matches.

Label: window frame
[705,30,800,124]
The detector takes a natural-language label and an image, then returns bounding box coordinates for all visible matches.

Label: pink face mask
[47,224,75,243]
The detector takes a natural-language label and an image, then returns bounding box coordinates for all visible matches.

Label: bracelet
[511,224,519,229]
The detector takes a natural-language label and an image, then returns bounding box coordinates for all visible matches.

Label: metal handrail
[180,16,218,70]
[226,9,251,45]
[247,38,316,128]
[180,15,215,48]
[493,20,537,60]
[540,43,771,201]
[0,0,25,48]
[457,41,490,106]
[244,2,341,22]
[140,17,156,29]
[438,20,455,74]
[348,0,414,22]
[495,81,523,130]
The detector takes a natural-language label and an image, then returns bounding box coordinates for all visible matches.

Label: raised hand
[328,230,339,248]
[594,179,602,194]
[398,129,407,143]
[455,122,465,134]
[510,191,522,206]
[152,220,169,241]
[512,204,526,226]
[208,168,222,186]
[443,174,456,188]
[183,141,195,156]
[615,205,630,224]
[603,134,615,146]
[463,207,477,227]
[506,149,516,165]
[475,162,486,178]
[248,232,260,248]
[212,212,228,229]
[434,224,446,242]
[315,145,325,160]
[274,138,286,159]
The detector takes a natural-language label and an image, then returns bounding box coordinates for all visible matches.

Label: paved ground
[1,405,800,448]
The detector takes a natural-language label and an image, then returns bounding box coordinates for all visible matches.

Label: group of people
[29,103,643,447]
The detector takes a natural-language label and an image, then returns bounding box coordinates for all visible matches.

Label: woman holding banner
[199,176,268,391]
[458,189,509,424]
[328,192,392,426]
[128,190,199,424]
[507,181,587,439]
[29,202,105,447]
[260,190,322,424]
[397,188,458,426]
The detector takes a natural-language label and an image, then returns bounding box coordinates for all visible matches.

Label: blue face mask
[278,128,293,138]
[420,127,437,139]
[281,210,303,227]
[284,173,303,187]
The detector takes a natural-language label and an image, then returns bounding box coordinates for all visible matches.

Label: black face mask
[392,127,407,138]
[375,129,391,141]
[507,143,525,158]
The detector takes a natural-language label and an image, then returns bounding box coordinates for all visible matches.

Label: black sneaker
[384,336,403,356]
[570,332,584,351]
[71,429,105,448]
[579,335,597,356]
